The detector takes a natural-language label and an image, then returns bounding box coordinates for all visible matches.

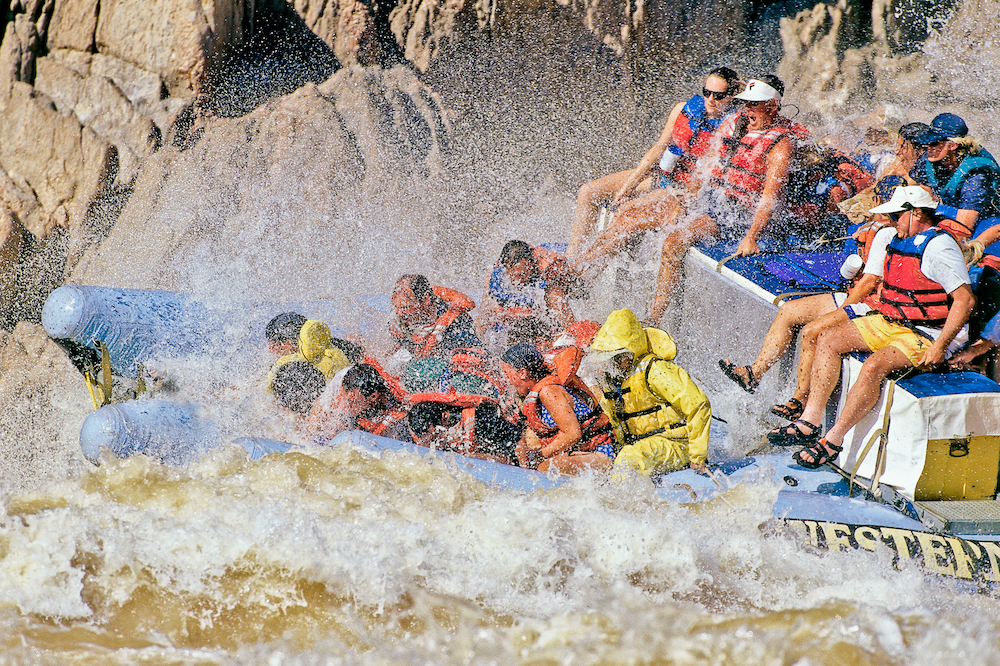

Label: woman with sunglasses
[568,67,741,261]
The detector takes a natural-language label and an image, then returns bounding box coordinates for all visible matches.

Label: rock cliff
[777,0,1000,142]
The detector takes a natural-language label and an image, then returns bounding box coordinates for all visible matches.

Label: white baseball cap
[869,186,938,214]
[735,79,780,102]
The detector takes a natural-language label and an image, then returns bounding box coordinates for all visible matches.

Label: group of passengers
[268,67,1000,478]
[264,249,711,478]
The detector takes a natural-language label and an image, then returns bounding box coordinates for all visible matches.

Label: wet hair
[899,122,931,146]
[760,74,784,97]
[342,363,388,397]
[501,343,550,381]
[874,175,905,204]
[707,66,741,95]
[506,317,553,347]
[397,274,432,301]
[330,337,365,364]
[266,312,307,344]
[499,240,536,268]
[408,401,453,436]
[273,361,326,414]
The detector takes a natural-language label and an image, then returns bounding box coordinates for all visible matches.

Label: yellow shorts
[853,314,933,366]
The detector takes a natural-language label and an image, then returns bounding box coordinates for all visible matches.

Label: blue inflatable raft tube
[42,285,222,377]
[43,285,392,378]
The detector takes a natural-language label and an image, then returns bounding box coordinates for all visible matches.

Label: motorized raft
[40,238,1000,586]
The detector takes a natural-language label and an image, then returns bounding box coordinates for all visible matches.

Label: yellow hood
[299,320,333,363]
[591,309,677,361]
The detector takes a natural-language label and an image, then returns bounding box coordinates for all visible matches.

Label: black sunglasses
[885,204,915,221]
[702,88,731,100]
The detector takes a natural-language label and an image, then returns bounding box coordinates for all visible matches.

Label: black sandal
[767,419,819,447]
[770,397,804,421]
[718,359,758,394]
[793,438,843,469]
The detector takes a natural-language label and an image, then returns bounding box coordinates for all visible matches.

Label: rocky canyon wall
[777,0,1000,142]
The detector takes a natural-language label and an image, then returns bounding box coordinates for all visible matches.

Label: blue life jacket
[924,152,1000,215]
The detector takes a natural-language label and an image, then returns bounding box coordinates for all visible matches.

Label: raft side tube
[79,400,221,465]
[43,285,220,376]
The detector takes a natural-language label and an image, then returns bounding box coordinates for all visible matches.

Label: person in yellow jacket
[589,309,711,474]
[265,313,350,392]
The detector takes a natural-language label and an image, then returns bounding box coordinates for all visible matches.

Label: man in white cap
[646,76,804,322]
[770,186,974,468]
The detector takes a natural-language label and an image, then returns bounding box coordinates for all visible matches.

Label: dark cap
[911,113,969,145]
[898,122,932,146]
[874,175,905,203]
[266,312,307,344]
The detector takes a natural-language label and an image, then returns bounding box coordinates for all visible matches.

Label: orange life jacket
[356,404,409,437]
[521,347,614,454]
[391,286,476,359]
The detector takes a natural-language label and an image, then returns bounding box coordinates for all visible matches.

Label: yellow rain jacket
[591,309,710,474]
[267,319,350,392]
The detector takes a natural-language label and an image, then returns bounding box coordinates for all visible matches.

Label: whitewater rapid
[2,432,999,663]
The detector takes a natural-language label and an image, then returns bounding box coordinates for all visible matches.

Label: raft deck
[672,239,1000,520]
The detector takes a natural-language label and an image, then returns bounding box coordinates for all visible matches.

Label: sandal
[770,397,804,421]
[718,359,758,394]
[793,437,843,469]
[767,419,819,447]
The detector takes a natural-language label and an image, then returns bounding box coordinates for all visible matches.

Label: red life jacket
[356,405,409,437]
[669,95,724,184]
[407,391,499,457]
[876,229,952,327]
[712,114,796,207]
[521,347,614,454]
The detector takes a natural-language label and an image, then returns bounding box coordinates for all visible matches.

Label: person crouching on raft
[500,343,616,474]
[589,309,711,474]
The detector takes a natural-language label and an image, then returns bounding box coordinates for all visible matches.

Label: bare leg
[540,452,613,475]
[798,345,910,464]
[648,214,718,324]
[721,294,839,389]
[574,189,681,268]
[794,307,850,403]
[570,170,633,260]
[797,320,871,432]
[826,346,910,445]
